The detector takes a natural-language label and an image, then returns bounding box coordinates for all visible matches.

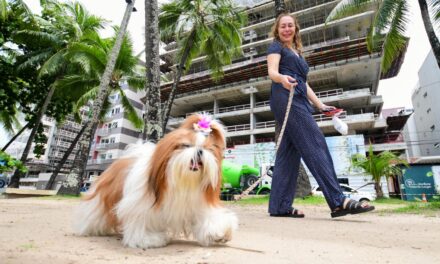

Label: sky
[1,0,438,146]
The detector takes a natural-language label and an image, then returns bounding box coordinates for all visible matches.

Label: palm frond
[326,0,377,23]
[378,0,408,73]
[38,49,66,78]
[0,0,7,22]
[16,49,53,72]
[118,87,144,129]
[431,0,440,22]
[74,86,99,112]
[126,76,146,90]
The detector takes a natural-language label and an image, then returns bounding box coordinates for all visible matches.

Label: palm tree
[158,0,246,130]
[72,0,137,194]
[8,0,105,188]
[326,0,440,73]
[274,0,286,17]
[351,145,409,198]
[143,0,163,142]
[45,30,145,190]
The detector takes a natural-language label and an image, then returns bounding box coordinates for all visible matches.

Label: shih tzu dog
[73,114,238,249]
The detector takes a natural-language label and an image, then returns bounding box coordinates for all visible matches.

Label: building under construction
[160,0,408,154]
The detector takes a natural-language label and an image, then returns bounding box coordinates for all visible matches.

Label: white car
[311,184,376,202]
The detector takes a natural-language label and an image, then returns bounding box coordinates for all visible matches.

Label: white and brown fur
[73,114,238,248]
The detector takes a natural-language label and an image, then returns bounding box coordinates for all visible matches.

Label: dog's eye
[179,143,192,149]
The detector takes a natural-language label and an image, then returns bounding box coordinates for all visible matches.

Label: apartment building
[85,82,145,179]
[160,0,405,152]
[404,50,440,161]
[6,116,81,189]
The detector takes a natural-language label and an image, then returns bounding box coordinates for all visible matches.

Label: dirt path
[1,197,439,264]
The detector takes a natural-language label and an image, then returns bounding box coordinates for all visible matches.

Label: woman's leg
[268,135,301,215]
[284,107,345,210]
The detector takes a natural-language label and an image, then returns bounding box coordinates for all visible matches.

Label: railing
[315,88,343,98]
[95,143,120,150]
[312,111,347,122]
[255,120,276,129]
[218,103,251,113]
[225,124,251,132]
[88,159,115,165]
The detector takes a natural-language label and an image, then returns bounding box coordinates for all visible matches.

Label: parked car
[311,184,376,202]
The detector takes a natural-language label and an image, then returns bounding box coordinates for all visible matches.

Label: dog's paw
[194,208,238,246]
[123,232,170,249]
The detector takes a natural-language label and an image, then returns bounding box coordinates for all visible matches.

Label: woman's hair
[270,13,303,54]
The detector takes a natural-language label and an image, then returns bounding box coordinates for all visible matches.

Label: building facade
[404,50,440,159]
[161,0,404,152]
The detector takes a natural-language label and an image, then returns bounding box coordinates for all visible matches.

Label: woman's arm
[306,82,334,111]
[267,54,297,90]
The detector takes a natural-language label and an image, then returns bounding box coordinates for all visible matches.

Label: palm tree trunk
[72,0,136,194]
[374,180,384,198]
[143,0,162,143]
[1,122,30,151]
[161,30,196,131]
[418,0,440,68]
[274,0,286,17]
[45,121,89,190]
[9,85,55,188]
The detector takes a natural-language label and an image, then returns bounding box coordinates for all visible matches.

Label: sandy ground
[1,197,440,264]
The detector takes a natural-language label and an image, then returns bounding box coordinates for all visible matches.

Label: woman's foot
[270,208,305,218]
[330,199,375,218]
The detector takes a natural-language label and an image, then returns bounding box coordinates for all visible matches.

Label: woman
[267,13,374,218]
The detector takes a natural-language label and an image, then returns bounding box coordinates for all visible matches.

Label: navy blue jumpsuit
[267,40,345,214]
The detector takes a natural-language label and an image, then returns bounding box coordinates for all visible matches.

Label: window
[112,122,118,128]
[110,137,115,143]
[99,154,106,160]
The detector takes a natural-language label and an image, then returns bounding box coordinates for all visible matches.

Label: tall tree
[72,0,137,194]
[143,0,163,142]
[326,0,440,72]
[351,145,409,198]
[158,0,246,130]
[8,0,105,188]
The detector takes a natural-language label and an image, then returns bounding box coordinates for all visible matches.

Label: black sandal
[331,199,375,218]
[270,208,305,218]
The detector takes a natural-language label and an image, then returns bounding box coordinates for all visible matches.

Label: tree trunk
[57,122,98,196]
[1,122,30,151]
[274,0,286,17]
[143,0,162,143]
[9,85,55,188]
[418,0,440,69]
[45,121,89,190]
[161,30,196,130]
[71,0,135,194]
[374,180,384,198]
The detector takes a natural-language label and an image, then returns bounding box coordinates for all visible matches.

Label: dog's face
[148,114,226,206]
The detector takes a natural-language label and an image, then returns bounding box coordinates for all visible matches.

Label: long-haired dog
[73,114,238,248]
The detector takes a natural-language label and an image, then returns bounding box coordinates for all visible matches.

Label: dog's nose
[197,149,203,157]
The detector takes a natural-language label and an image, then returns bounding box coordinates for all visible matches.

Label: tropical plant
[158,0,247,130]
[351,145,409,198]
[71,0,137,195]
[326,0,440,73]
[0,150,27,174]
[143,0,163,142]
[8,0,105,188]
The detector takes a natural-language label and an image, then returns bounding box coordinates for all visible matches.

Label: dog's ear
[179,114,201,130]
[208,120,226,151]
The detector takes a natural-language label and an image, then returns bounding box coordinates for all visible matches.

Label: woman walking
[267,13,375,218]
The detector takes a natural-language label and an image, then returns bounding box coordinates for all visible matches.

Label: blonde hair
[270,13,303,54]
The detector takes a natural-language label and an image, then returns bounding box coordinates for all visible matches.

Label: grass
[231,195,326,206]
[385,201,440,216]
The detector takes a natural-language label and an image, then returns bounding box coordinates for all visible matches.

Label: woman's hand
[318,104,336,112]
[280,75,297,91]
